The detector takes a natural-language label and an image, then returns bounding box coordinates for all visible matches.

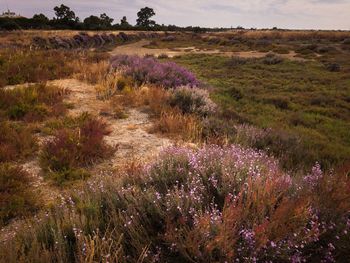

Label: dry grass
[150,108,202,141]
[72,60,109,85]
[110,85,202,141]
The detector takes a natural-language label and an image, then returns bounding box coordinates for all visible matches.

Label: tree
[83,15,102,29]
[136,7,156,28]
[100,13,114,27]
[84,13,114,29]
[33,13,49,23]
[120,16,129,26]
[54,4,76,22]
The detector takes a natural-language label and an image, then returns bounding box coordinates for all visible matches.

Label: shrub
[263,96,290,110]
[0,49,76,87]
[110,55,199,88]
[169,86,217,116]
[262,52,284,65]
[228,86,244,100]
[158,53,169,59]
[225,56,254,67]
[41,117,113,184]
[0,84,67,121]
[0,121,38,162]
[325,63,341,72]
[0,163,39,227]
[162,36,176,42]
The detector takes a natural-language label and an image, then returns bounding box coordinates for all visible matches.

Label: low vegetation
[1,29,350,262]
[110,55,199,88]
[2,146,349,261]
[0,163,39,227]
[41,116,113,185]
[171,53,350,170]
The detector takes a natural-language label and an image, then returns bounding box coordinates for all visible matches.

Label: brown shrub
[0,122,38,162]
[41,117,113,184]
[0,163,39,227]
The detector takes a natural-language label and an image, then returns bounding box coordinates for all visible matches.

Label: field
[0,30,349,262]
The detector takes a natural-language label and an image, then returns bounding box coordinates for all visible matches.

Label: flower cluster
[110,55,199,88]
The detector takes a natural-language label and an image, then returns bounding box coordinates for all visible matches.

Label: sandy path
[50,79,171,167]
[110,40,306,61]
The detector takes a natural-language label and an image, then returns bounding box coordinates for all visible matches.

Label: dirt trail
[50,79,171,167]
[110,40,306,61]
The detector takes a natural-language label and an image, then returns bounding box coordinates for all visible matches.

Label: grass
[171,53,350,170]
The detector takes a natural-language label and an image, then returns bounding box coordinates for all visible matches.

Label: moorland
[0,27,349,262]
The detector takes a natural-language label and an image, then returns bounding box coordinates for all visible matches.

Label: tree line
[0,4,225,32]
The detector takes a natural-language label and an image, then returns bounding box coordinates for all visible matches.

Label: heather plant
[0,121,38,163]
[169,86,217,117]
[41,116,113,184]
[0,84,67,122]
[3,145,349,262]
[0,163,39,227]
[262,52,284,65]
[110,55,199,88]
[0,49,76,87]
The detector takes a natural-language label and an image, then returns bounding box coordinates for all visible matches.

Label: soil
[110,40,307,61]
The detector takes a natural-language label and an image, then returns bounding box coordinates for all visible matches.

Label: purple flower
[110,55,199,88]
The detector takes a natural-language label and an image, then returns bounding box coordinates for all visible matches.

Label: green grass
[172,54,350,169]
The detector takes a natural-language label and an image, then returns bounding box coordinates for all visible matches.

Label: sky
[1,0,350,30]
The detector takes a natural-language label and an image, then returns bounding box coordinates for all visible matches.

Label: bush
[0,84,66,121]
[169,86,216,116]
[0,163,39,227]
[226,56,254,67]
[325,63,341,72]
[161,36,176,42]
[0,49,76,87]
[0,121,38,162]
[263,96,290,109]
[262,52,284,65]
[110,55,199,88]
[0,21,21,31]
[228,86,244,100]
[41,117,113,184]
[158,53,169,59]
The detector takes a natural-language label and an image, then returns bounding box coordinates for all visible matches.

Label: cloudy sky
[1,0,350,30]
